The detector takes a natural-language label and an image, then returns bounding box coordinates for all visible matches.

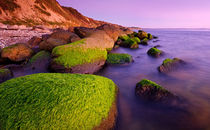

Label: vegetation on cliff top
[0,73,117,129]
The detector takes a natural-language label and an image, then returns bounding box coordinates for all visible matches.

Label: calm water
[97,29,210,130]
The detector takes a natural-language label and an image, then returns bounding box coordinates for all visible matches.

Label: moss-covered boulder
[140,38,149,45]
[106,53,133,64]
[1,43,33,62]
[158,58,185,73]
[135,79,177,102]
[147,33,153,40]
[147,47,163,57]
[117,35,139,49]
[28,51,51,71]
[0,68,13,83]
[51,39,107,74]
[137,30,148,40]
[0,73,118,129]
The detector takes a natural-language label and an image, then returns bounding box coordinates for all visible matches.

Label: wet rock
[39,38,66,51]
[154,45,161,48]
[137,30,148,40]
[147,47,163,57]
[27,36,42,48]
[117,35,139,49]
[147,33,153,40]
[0,68,13,83]
[153,36,158,39]
[135,79,178,103]
[50,31,80,43]
[158,58,185,73]
[140,38,148,45]
[106,53,133,64]
[74,27,96,38]
[1,43,33,62]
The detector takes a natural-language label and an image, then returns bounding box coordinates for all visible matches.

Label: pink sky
[57,0,210,28]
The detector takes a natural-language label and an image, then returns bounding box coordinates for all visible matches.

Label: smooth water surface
[97,29,210,130]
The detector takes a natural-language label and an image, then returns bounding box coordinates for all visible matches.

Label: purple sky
[57,0,210,28]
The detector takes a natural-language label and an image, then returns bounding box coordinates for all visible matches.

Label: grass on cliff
[52,40,107,68]
[0,73,116,129]
[0,0,20,12]
[107,53,133,64]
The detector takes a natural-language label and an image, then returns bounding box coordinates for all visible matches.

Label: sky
[57,0,210,28]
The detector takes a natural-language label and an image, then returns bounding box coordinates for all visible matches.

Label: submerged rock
[140,38,149,45]
[106,53,133,64]
[1,43,33,62]
[135,79,178,103]
[158,58,185,73]
[0,68,13,83]
[117,35,139,49]
[0,73,118,129]
[147,47,163,57]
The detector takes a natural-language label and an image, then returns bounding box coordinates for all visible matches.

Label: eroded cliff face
[0,0,106,27]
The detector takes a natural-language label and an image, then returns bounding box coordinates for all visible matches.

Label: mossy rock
[137,31,148,40]
[51,39,107,74]
[135,79,176,102]
[106,53,133,64]
[29,51,51,64]
[0,73,118,129]
[147,47,162,57]
[0,68,13,83]
[147,33,153,40]
[1,43,33,62]
[158,58,185,73]
[140,38,149,45]
[117,36,139,49]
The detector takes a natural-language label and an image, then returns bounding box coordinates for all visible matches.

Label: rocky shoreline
[0,23,187,129]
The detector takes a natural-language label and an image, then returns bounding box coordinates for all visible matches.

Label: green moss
[131,37,141,43]
[140,38,148,45]
[163,58,173,65]
[147,33,153,40]
[0,73,116,129]
[137,79,166,91]
[29,51,50,64]
[118,35,130,41]
[52,40,107,68]
[147,47,162,57]
[107,53,132,64]
[0,69,10,74]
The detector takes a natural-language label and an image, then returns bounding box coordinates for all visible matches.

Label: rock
[140,38,148,45]
[153,36,158,39]
[135,79,178,103]
[117,35,139,49]
[50,39,108,74]
[137,30,148,40]
[154,45,161,48]
[50,31,80,43]
[106,53,133,64]
[0,68,13,83]
[74,27,96,38]
[27,51,51,72]
[113,45,120,49]
[158,58,185,73]
[27,36,42,48]
[18,25,27,30]
[147,33,153,40]
[0,73,118,130]
[1,43,33,62]
[7,25,19,30]
[147,47,163,57]
[39,38,66,51]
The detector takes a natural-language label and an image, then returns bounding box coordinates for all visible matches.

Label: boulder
[1,43,33,62]
[50,31,80,43]
[147,33,153,40]
[39,38,66,51]
[158,58,185,73]
[28,51,51,72]
[147,47,163,57]
[106,53,133,64]
[50,39,108,74]
[0,73,118,130]
[135,79,178,103]
[137,30,148,40]
[74,27,96,38]
[27,36,42,48]
[0,68,13,83]
[117,35,139,49]
[140,38,148,45]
